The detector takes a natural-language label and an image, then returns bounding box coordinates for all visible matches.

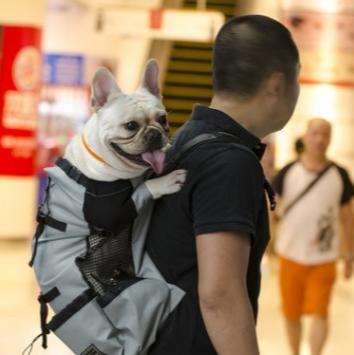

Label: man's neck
[209,95,267,139]
[301,152,329,171]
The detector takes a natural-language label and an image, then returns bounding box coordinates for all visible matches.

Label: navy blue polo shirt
[147,105,270,355]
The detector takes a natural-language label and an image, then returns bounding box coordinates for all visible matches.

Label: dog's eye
[157,115,167,125]
[125,121,139,131]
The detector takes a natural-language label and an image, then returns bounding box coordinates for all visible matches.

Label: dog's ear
[140,59,160,96]
[92,68,122,109]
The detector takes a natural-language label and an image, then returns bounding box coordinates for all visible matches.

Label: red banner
[0,25,42,176]
[150,9,164,29]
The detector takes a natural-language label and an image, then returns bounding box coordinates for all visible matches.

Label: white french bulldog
[26,60,187,355]
[64,59,186,198]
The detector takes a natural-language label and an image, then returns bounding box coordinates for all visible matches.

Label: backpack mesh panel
[76,225,135,296]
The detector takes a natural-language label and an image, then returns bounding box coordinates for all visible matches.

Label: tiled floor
[0,240,353,355]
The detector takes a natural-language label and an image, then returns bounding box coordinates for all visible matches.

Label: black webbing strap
[21,287,61,354]
[163,132,242,174]
[28,218,45,267]
[37,287,61,349]
[28,210,67,267]
[29,158,89,267]
[282,162,333,217]
[56,157,91,188]
[37,210,67,232]
[264,179,276,211]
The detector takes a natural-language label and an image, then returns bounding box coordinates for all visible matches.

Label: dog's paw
[162,169,187,194]
[145,169,187,199]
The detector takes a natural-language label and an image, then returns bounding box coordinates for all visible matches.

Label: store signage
[150,9,163,29]
[0,26,42,176]
[44,54,84,86]
[98,8,224,42]
[282,0,354,86]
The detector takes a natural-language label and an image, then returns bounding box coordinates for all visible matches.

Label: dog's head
[92,59,169,175]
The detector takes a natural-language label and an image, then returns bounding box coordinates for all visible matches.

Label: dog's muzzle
[144,129,163,152]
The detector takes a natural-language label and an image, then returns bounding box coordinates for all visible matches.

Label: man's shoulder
[324,162,353,188]
[331,162,354,204]
[169,125,263,177]
[182,140,262,175]
[173,131,259,162]
[276,160,298,177]
[332,162,351,178]
[272,160,298,196]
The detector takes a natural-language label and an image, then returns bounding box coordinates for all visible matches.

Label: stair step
[168,60,212,72]
[165,72,212,85]
[164,86,213,97]
[164,98,210,110]
[171,48,212,60]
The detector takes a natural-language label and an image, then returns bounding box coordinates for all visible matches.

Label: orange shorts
[279,257,336,320]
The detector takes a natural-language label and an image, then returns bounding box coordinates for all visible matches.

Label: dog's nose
[144,129,163,151]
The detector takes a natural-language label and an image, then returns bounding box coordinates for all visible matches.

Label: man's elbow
[198,284,248,314]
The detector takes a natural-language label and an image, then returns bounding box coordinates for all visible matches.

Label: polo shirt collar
[191,105,266,160]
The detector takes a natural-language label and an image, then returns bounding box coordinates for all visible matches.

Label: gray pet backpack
[27,132,275,355]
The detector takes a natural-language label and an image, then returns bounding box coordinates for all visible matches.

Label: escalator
[162,0,237,133]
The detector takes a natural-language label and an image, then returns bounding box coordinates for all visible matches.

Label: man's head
[302,118,331,158]
[212,15,300,135]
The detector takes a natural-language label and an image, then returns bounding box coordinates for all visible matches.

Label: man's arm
[339,202,354,279]
[197,231,259,355]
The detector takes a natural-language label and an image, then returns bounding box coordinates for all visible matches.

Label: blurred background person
[272,118,354,355]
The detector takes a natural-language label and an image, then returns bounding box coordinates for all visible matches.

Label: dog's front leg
[144,169,187,200]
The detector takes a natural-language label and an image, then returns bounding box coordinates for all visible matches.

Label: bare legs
[284,315,328,355]
[285,319,301,355]
[309,315,328,355]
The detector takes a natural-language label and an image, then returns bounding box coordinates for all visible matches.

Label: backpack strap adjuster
[38,287,61,349]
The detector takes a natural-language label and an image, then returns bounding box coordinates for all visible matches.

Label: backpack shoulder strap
[164,132,257,174]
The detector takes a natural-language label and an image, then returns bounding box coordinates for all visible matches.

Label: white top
[274,161,353,265]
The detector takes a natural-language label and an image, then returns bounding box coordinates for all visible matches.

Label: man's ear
[139,58,160,96]
[92,68,122,110]
[264,72,286,98]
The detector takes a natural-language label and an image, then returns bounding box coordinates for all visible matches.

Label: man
[273,119,354,355]
[147,15,300,355]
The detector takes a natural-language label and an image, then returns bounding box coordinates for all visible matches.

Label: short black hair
[212,15,299,97]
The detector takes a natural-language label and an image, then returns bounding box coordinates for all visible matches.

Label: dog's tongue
[142,150,166,174]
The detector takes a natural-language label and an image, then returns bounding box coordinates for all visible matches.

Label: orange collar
[81,134,108,165]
